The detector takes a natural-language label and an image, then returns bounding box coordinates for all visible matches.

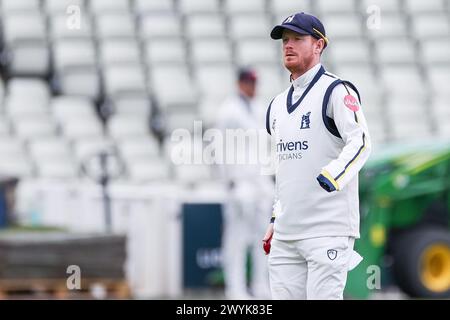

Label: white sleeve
[321,83,372,191]
[267,102,280,222]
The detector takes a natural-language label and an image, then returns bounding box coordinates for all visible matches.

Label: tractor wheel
[392,227,450,298]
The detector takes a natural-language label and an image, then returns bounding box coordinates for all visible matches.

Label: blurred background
[0,0,449,300]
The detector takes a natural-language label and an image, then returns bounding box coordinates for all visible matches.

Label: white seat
[316,0,356,13]
[118,136,160,160]
[99,39,141,66]
[235,40,279,65]
[321,14,363,39]
[51,96,97,121]
[361,0,401,13]
[185,14,226,39]
[190,39,232,64]
[270,0,311,15]
[199,97,221,126]
[376,38,417,65]
[3,13,46,44]
[387,100,429,123]
[56,69,101,99]
[411,14,450,39]
[0,156,33,178]
[367,14,407,38]
[53,39,96,70]
[0,119,10,135]
[72,138,115,161]
[7,78,50,103]
[404,0,445,13]
[111,94,152,115]
[195,64,235,101]
[3,13,48,76]
[329,39,371,64]
[127,159,170,182]
[387,100,432,141]
[179,0,220,14]
[2,0,40,12]
[62,119,104,140]
[95,13,136,39]
[134,0,174,14]
[45,0,84,14]
[13,116,57,140]
[49,13,93,40]
[380,66,426,99]
[28,137,72,161]
[144,39,186,65]
[165,111,200,133]
[229,15,271,39]
[7,42,50,76]
[52,39,100,98]
[107,115,150,139]
[223,0,265,13]
[36,159,78,179]
[103,64,147,98]
[422,39,450,65]
[89,0,130,13]
[150,66,198,111]
[5,97,49,118]
[428,67,450,98]
[140,14,181,39]
[0,137,25,157]
[174,164,211,184]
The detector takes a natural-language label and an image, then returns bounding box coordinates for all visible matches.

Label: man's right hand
[262,223,274,255]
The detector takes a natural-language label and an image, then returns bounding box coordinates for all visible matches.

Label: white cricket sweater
[266,63,372,240]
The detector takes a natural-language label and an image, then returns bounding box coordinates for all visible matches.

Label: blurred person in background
[216,67,274,299]
[263,12,371,300]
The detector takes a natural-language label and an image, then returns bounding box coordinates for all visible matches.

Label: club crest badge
[327,249,338,260]
[300,112,311,129]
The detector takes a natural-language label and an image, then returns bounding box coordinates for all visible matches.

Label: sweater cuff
[317,169,339,192]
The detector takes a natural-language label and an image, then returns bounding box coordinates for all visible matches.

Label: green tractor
[346,140,450,299]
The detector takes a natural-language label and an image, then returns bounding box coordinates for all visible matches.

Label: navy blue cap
[270,12,328,47]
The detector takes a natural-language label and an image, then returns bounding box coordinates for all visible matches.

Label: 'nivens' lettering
[276,140,308,153]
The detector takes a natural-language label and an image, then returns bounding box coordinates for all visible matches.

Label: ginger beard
[282,30,322,78]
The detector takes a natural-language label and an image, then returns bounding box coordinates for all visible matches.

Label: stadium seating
[185,14,226,39]
[0,0,447,184]
[0,2,448,300]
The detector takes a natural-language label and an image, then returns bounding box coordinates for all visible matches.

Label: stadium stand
[0,0,447,233]
[0,0,448,301]
[0,0,446,181]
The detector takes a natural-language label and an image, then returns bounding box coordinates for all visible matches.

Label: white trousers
[222,179,273,299]
[268,236,355,300]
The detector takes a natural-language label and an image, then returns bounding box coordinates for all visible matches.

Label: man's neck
[291,59,320,81]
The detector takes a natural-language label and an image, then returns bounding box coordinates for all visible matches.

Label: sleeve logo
[344,95,359,112]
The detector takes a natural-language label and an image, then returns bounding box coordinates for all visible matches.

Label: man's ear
[315,38,325,54]
[315,39,325,54]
